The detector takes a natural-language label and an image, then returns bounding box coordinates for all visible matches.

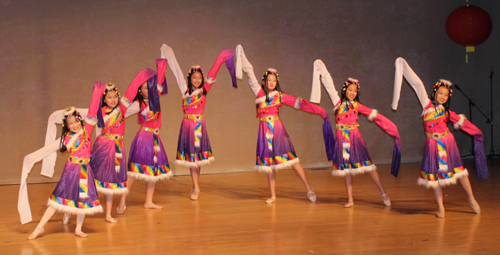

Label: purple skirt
[419,132,468,188]
[175,118,214,167]
[48,162,103,215]
[128,129,172,182]
[90,135,128,195]
[255,119,299,173]
[332,128,376,176]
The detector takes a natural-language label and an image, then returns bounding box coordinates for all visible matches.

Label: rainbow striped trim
[128,162,170,176]
[177,150,213,162]
[256,151,297,167]
[69,129,87,154]
[49,194,101,209]
[95,180,127,190]
[183,92,203,105]
[342,130,350,159]
[333,160,374,170]
[266,120,275,151]
[420,166,466,181]
[424,104,447,122]
[436,139,448,170]
[194,120,202,147]
[336,101,358,116]
[257,92,281,109]
[78,165,89,198]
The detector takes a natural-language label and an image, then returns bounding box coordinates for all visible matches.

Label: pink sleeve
[357,103,374,117]
[282,93,327,119]
[205,49,235,93]
[449,110,488,180]
[87,82,106,120]
[203,82,213,93]
[84,81,106,133]
[359,103,402,177]
[123,81,141,106]
[207,49,234,80]
[449,110,482,136]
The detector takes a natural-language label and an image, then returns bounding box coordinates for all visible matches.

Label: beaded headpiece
[262,68,279,81]
[433,79,453,96]
[62,107,82,127]
[103,82,120,97]
[187,65,205,79]
[342,77,360,92]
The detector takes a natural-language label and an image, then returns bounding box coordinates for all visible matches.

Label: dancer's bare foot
[27,227,44,240]
[436,207,445,218]
[190,187,200,201]
[265,197,276,204]
[105,217,118,223]
[468,198,481,214]
[344,201,354,208]
[75,230,88,238]
[144,203,163,209]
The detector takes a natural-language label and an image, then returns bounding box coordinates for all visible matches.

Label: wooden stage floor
[2,160,500,254]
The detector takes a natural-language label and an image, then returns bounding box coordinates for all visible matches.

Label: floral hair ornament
[262,68,279,81]
[103,82,120,97]
[342,77,360,91]
[187,65,205,78]
[62,107,82,127]
[433,79,453,97]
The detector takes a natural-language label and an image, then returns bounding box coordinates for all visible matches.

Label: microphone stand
[488,71,499,158]
[453,84,491,157]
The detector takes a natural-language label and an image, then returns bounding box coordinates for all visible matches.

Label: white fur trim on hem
[174,157,215,168]
[331,164,377,177]
[96,186,129,195]
[417,169,469,188]
[127,171,173,182]
[454,114,466,130]
[157,84,163,93]
[254,158,300,173]
[47,199,103,215]
[367,109,378,121]
[116,153,122,159]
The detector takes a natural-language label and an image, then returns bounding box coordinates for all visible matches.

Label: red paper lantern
[445,5,492,50]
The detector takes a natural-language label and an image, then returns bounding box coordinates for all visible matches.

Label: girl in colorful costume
[90,83,131,223]
[310,60,401,208]
[160,44,236,200]
[117,59,171,212]
[392,57,488,218]
[24,82,106,239]
[235,45,335,204]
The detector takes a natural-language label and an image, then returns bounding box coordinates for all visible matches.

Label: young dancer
[235,45,334,204]
[90,83,131,223]
[117,59,171,213]
[160,44,236,200]
[25,82,106,239]
[392,57,488,218]
[310,59,401,208]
